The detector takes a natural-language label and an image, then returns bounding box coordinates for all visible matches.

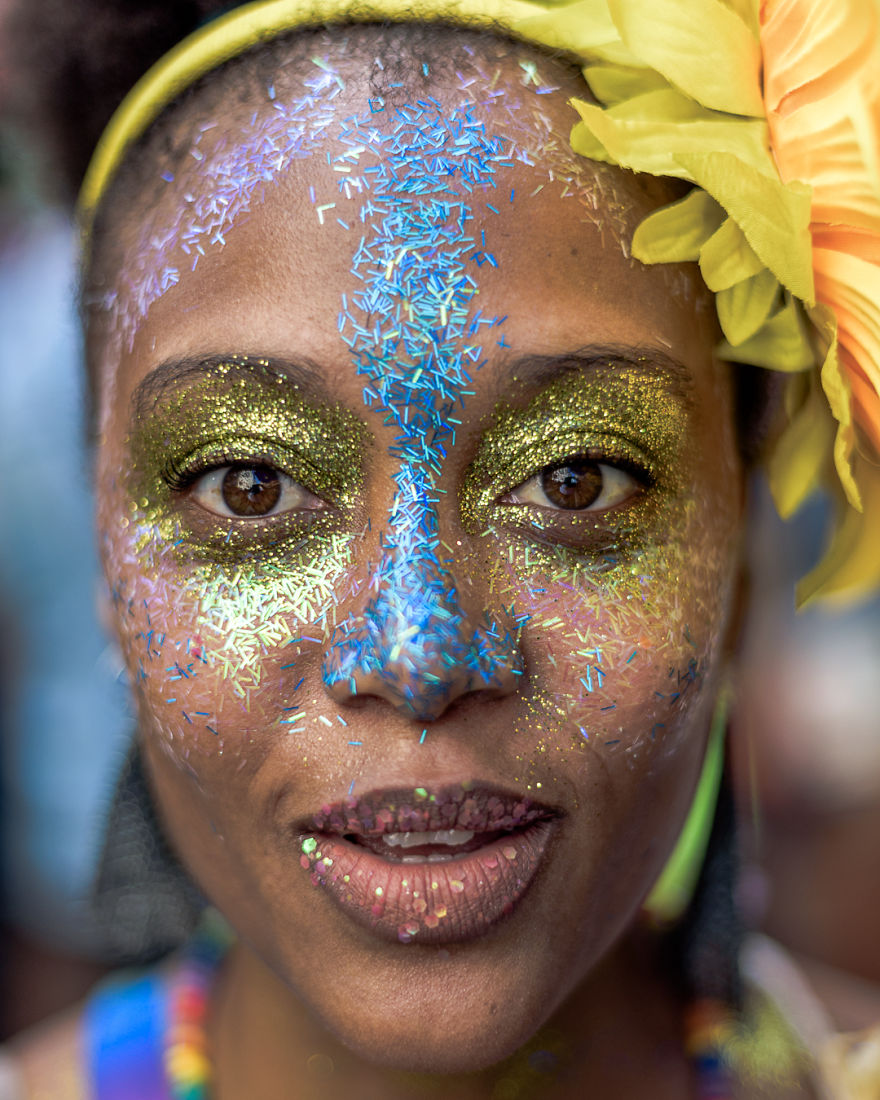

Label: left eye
[504,455,640,512]
[188,463,323,519]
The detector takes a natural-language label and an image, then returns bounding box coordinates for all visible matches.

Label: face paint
[321,100,525,718]
[119,357,366,706]
[462,363,691,560]
[96,38,744,1074]
[104,48,729,753]
[456,362,708,764]
[129,358,365,557]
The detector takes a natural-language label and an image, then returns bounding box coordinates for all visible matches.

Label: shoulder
[794,952,880,1099]
[1,1009,89,1100]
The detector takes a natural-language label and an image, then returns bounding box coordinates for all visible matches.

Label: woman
[4,0,880,1095]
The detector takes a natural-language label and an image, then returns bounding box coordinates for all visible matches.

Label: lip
[295,785,561,944]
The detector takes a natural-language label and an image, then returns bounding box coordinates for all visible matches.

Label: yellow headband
[79,0,880,605]
[78,0,539,232]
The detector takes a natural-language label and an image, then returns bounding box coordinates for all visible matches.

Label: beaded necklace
[685,999,737,1099]
[163,910,231,1100]
[159,916,735,1099]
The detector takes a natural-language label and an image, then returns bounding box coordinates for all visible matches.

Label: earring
[642,688,730,925]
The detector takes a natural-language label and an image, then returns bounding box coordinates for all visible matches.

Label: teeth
[382,829,475,849]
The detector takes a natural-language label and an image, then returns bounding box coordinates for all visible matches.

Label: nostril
[322,614,524,721]
[321,510,525,719]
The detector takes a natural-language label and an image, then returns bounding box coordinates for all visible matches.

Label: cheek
[505,515,737,766]
[97,466,358,771]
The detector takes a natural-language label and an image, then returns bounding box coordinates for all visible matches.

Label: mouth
[295,785,561,945]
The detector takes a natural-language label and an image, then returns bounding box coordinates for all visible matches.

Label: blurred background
[0,0,131,1039]
[732,484,880,1027]
[0,0,878,1046]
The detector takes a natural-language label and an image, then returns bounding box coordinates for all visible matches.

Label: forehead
[92,32,718,415]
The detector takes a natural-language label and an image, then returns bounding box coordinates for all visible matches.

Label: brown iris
[541,457,603,510]
[221,465,282,516]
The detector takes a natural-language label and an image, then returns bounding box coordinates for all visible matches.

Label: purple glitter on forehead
[98,44,636,370]
[104,60,347,350]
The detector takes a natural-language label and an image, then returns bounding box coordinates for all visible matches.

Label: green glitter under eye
[460,366,691,558]
[127,357,367,564]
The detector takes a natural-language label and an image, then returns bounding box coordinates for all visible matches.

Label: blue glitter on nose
[322,101,522,716]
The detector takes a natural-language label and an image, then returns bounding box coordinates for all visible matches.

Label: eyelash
[498,449,653,515]
[165,451,325,521]
[162,440,653,542]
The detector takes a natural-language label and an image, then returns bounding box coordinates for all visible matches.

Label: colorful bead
[162,911,232,1100]
[685,998,736,1099]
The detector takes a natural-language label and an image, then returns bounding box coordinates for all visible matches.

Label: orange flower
[762,0,880,466]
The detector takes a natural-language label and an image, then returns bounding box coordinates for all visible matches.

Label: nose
[322,467,523,722]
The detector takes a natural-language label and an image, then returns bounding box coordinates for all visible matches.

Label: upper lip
[298,784,563,838]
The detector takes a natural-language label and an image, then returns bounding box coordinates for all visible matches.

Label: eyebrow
[495,345,696,404]
[131,353,330,423]
[131,343,695,426]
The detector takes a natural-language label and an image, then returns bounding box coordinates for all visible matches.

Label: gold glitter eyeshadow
[117,357,370,698]
[460,363,691,567]
[127,356,367,566]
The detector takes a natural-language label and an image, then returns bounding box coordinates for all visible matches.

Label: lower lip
[298,821,557,944]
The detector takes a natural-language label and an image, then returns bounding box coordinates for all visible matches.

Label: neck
[209,931,692,1100]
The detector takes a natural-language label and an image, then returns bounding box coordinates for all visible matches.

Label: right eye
[502,455,643,514]
[188,463,324,519]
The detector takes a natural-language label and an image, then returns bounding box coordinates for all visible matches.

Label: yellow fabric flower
[516,0,880,603]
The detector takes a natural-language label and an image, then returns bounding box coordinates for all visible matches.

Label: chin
[263,908,590,1077]
[321,977,553,1076]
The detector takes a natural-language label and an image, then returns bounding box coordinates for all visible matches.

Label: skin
[90,34,754,1099]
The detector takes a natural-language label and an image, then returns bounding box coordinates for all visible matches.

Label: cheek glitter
[454,355,736,777]
[493,487,735,791]
[117,358,367,707]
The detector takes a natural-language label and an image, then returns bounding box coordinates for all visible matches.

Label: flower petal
[762,0,880,230]
[631,188,725,263]
[516,0,640,67]
[570,90,772,177]
[675,152,815,302]
[583,62,670,105]
[768,371,835,517]
[608,0,764,116]
[797,455,880,605]
[813,246,880,459]
[716,268,780,345]
[718,293,815,371]
[698,216,766,292]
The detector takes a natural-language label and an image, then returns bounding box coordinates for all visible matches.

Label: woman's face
[94,40,743,1072]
